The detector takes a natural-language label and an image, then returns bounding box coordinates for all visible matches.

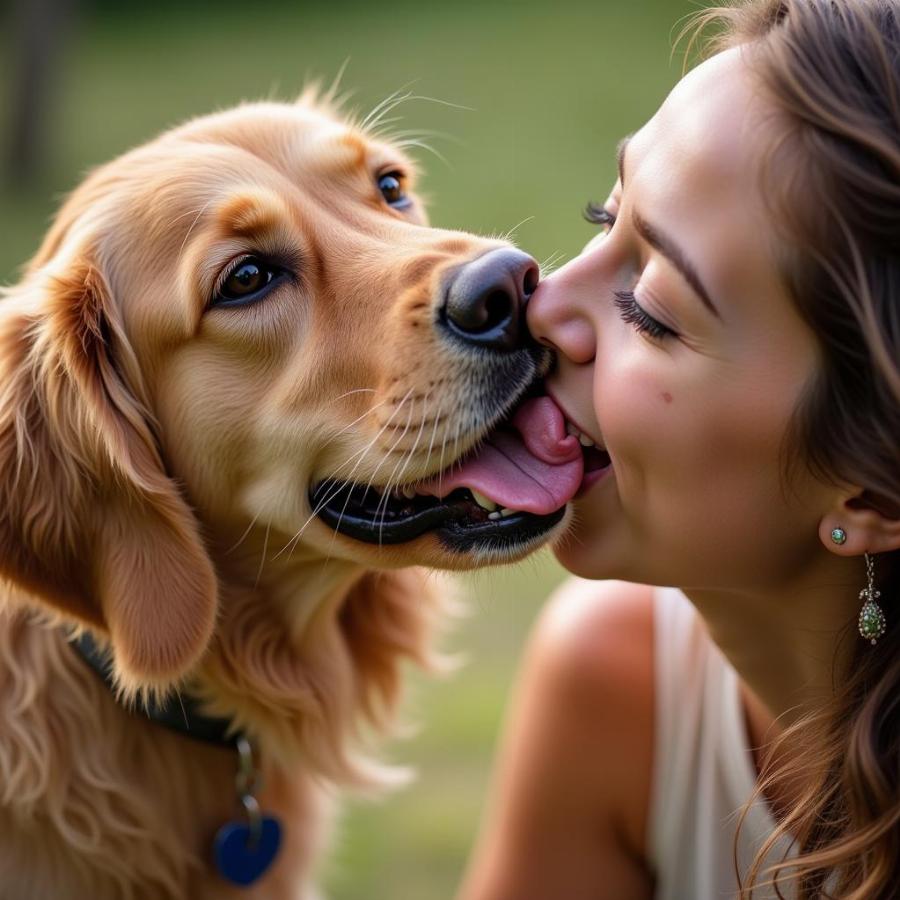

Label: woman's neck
[684,550,862,729]
[684,551,863,816]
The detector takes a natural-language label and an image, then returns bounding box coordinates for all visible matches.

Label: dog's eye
[378,172,410,209]
[213,257,285,307]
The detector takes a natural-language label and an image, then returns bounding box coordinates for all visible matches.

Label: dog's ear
[0,247,218,699]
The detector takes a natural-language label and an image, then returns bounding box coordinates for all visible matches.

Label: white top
[649,587,794,899]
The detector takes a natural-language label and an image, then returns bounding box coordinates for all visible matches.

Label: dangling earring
[858,553,886,645]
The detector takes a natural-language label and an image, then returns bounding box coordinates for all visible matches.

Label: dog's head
[0,95,584,697]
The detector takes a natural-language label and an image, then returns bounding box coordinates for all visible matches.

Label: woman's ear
[819,488,900,557]
[0,247,218,701]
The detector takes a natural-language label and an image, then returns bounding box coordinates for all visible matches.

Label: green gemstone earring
[831,527,847,545]
[858,553,886,645]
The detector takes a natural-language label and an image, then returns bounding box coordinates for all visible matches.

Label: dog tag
[213,815,282,886]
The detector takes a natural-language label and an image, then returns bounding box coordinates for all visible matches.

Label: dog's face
[71,98,580,567]
[0,96,583,693]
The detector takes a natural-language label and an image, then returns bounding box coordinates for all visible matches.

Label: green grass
[0,2,697,896]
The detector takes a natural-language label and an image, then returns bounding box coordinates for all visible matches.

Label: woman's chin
[551,526,611,580]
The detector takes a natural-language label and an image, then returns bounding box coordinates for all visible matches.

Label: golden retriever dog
[0,91,592,899]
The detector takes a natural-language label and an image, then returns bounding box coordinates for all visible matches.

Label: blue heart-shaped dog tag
[213,816,282,887]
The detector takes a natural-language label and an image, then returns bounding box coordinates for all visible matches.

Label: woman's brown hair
[684,1,900,897]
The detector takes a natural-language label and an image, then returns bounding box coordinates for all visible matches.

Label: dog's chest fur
[0,603,330,900]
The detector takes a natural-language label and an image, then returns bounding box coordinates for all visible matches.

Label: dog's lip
[309,374,584,545]
[309,481,567,548]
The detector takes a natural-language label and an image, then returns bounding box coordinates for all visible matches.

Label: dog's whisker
[448,416,465,483]
[318,396,393,452]
[360,85,416,133]
[371,400,417,542]
[389,389,431,492]
[274,389,416,558]
[393,139,450,167]
[307,393,408,493]
[499,215,536,244]
[437,407,451,498]
[332,389,437,551]
[540,249,565,266]
[366,407,416,531]
[226,511,262,555]
[375,127,460,146]
[424,397,444,477]
[254,522,271,588]
[366,115,406,137]
[363,89,471,138]
[395,422,430,489]
[367,90,423,130]
[325,400,416,550]
[327,387,376,404]
[361,86,411,128]
[177,199,216,259]
[403,93,475,113]
[541,251,565,268]
[539,250,567,276]
[322,395,414,550]
[165,203,215,232]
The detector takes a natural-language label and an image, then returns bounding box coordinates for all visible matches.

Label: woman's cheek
[593,354,667,459]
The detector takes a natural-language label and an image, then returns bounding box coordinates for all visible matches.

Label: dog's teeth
[488,511,502,520]
[499,507,517,518]
[470,490,498,512]
[402,486,417,499]
[578,433,595,448]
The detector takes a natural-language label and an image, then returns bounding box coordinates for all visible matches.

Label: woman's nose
[526,259,597,365]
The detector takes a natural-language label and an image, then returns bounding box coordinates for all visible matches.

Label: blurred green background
[1,1,697,897]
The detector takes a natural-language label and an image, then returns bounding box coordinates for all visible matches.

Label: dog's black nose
[441,248,540,352]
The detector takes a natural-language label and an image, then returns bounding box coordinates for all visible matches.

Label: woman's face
[529,47,835,590]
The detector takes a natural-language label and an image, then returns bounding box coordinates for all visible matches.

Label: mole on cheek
[661,391,673,405]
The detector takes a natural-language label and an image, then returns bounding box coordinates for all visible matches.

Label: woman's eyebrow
[617,133,720,319]
[633,211,721,318]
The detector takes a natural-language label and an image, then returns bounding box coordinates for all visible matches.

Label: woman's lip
[544,386,604,449]
[575,463,614,498]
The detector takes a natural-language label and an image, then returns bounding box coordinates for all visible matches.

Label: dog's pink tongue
[419,396,584,514]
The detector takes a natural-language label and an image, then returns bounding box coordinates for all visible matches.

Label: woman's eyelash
[613,290,676,340]
[584,201,616,229]
[584,201,675,340]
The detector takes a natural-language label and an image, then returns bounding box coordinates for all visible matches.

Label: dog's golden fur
[0,93,559,898]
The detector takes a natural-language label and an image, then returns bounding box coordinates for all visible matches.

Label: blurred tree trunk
[5,0,77,187]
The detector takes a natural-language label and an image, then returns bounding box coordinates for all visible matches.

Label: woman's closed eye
[584,201,616,233]
[583,202,678,341]
[613,290,678,340]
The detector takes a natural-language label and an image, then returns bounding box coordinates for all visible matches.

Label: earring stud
[831,527,847,545]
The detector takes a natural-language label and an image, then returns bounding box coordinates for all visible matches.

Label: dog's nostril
[444,280,516,344]
[441,248,539,353]
[448,287,511,333]
[482,289,515,331]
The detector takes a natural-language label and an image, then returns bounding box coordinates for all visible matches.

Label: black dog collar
[71,630,240,749]
[71,632,284,886]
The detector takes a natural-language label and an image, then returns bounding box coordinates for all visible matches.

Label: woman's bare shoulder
[534,577,655,658]
[459,579,657,899]
[528,578,657,860]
